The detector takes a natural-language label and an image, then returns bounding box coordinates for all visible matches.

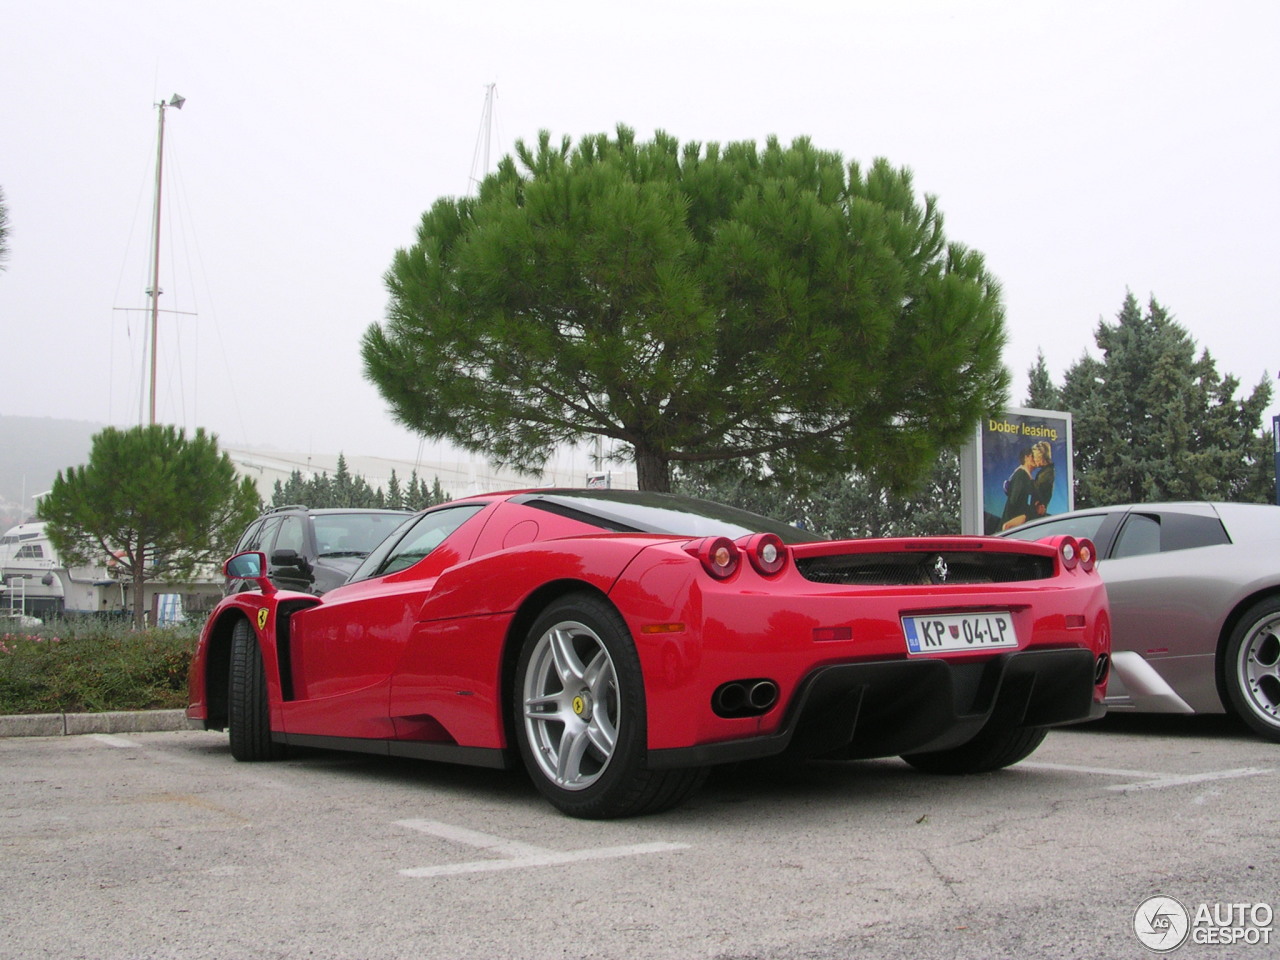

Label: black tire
[901,723,1048,775]
[1222,596,1280,743]
[513,593,706,818]
[228,617,285,761]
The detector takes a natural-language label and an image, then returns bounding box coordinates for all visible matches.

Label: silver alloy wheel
[521,619,620,791]
[1237,611,1280,726]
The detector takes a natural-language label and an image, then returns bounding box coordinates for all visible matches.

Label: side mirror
[224,551,276,595]
[270,548,312,573]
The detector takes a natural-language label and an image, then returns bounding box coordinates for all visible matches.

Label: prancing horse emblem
[931,555,950,583]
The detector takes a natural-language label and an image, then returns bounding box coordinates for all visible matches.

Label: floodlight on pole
[147,93,184,425]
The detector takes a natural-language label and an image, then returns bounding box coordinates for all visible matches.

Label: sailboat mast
[468,83,497,196]
[147,94,184,425]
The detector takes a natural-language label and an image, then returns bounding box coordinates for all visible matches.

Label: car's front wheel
[1223,596,1280,743]
[228,617,285,761]
[513,593,705,818]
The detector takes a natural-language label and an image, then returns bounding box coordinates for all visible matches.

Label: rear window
[512,491,821,544]
[1001,513,1108,544]
[1127,511,1231,554]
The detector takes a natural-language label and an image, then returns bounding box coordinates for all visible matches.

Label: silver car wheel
[1237,611,1280,726]
[521,619,619,791]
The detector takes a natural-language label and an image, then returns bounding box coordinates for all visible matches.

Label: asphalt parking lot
[1,714,1275,960]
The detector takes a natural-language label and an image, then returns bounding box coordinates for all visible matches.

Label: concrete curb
[0,709,201,738]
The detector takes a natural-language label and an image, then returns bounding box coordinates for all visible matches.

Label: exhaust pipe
[748,680,779,712]
[1094,653,1111,685]
[712,679,779,718]
[712,682,748,716]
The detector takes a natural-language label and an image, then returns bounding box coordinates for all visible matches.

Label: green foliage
[366,126,1010,492]
[0,621,197,714]
[675,452,960,539]
[38,425,262,629]
[1025,351,1062,410]
[1034,293,1273,506]
[268,457,447,510]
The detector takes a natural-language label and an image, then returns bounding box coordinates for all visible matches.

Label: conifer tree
[39,426,260,628]
[1054,293,1272,505]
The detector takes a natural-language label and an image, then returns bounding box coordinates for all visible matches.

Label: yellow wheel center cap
[572,694,591,719]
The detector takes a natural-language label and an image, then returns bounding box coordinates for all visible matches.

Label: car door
[277,503,490,738]
[1091,505,1233,710]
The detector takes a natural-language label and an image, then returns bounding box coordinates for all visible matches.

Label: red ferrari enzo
[188,489,1111,818]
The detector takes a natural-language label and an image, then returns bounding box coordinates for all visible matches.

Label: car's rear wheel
[901,722,1048,775]
[1223,596,1280,743]
[513,593,705,818]
[228,617,285,761]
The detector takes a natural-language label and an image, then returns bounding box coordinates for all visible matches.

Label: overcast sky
[3,0,1277,469]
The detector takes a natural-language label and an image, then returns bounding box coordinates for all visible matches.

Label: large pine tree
[365,126,1010,492]
[1047,293,1271,505]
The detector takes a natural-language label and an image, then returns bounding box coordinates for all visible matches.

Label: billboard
[960,408,1074,535]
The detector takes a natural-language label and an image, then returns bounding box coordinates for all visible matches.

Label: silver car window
[1112,514,1160,558]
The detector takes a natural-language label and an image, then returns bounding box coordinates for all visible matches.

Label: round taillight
[685,537,740,579]
[1078,538,1096,573]
[1059,536,1079,570]
[737,532,788,576]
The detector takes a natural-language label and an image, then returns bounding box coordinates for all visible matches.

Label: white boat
[0,520,124,620]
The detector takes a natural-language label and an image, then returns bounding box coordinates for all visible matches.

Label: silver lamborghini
[1001,501,1280,742]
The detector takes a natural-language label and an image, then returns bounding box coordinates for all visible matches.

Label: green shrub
[0,619,200,715]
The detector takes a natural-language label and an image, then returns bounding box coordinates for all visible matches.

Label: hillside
[0,415,103,524]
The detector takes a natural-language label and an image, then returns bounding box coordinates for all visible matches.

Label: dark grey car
[1001,501,1280,741]
[227,506,412,596]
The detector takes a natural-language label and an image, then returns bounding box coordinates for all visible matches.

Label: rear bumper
[648,648,1102,769]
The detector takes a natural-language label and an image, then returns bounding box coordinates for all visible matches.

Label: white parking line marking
[91,734,140,748]
[397,819,552,858]
[1104,767,1272,793]
[1021,761,1166,779]
[1021,761,1273,792]
[395,818,690,878]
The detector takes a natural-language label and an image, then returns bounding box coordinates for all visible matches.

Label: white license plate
[902,612,1018,655]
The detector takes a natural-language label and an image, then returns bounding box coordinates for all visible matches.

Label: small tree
[385,470,404,509]
[365,126,1010,493]
[39,425,261,629]
[1025,351,1062,410]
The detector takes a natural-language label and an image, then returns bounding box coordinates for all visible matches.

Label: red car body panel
[189,491,1110,771]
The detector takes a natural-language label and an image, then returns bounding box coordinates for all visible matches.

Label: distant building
[223,446,638,503]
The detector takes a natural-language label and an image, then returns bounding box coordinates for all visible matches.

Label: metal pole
[148,101,167,426]
[147,94,183,426]
[1273,414,1279,507]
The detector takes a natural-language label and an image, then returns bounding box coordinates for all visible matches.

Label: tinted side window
[1113,514,1161,558]
[251,517,284,553]
[351,505,485,581]
[274,516,306,555]
[235,519,265,554]
[1161,513,1231,552]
